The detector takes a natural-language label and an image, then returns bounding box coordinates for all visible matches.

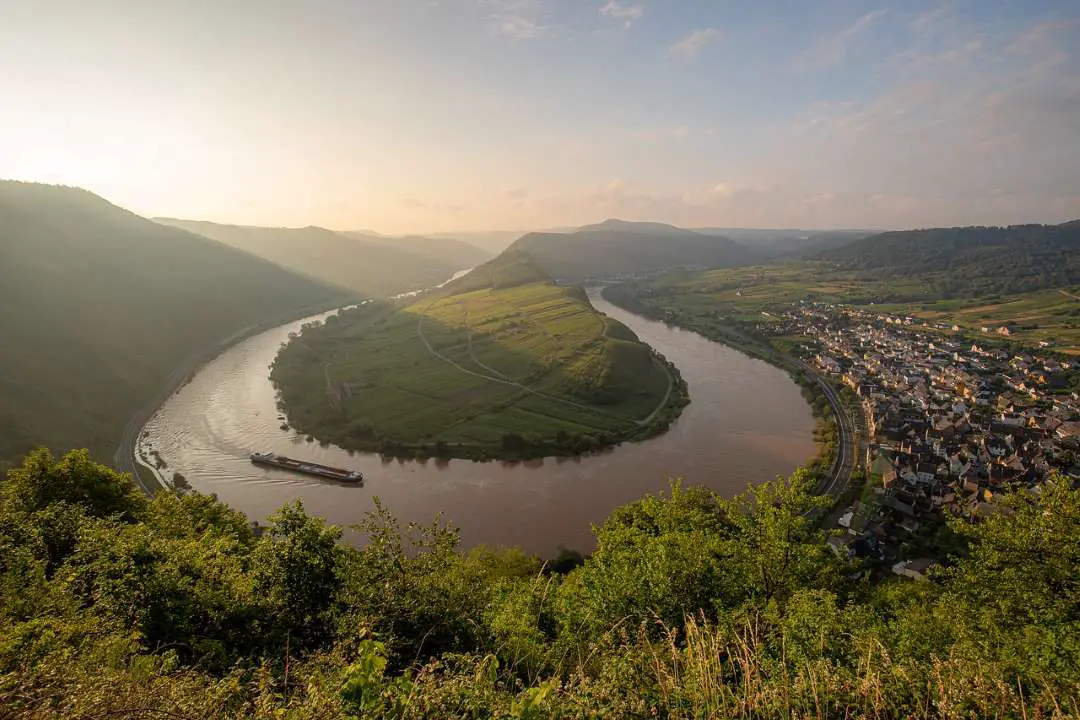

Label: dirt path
[415,303,651,424]
[637,353,675,426]
[461,304,513,381]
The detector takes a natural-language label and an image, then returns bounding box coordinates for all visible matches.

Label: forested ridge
[156,219,489,297]
[2,448,1077,718]
[0,181,348,470]
[508,220,759,280]
[819,222,1080,297]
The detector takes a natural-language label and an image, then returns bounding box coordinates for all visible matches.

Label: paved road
[750,349,857,507]
[735,343,856,511]
[810,370,857,503]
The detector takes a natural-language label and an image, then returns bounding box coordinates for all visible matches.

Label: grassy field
[271,255,686,459]
[629,264,1080,354]
[872,287,1080,354]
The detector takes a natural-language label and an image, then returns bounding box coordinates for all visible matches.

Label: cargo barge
[249,452,363,483]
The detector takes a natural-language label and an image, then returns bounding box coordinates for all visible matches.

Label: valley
[137,287,815,554]
[0,181,350,470]
[6,3,1080,714]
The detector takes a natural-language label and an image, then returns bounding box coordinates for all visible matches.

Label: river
[141,289,815,555]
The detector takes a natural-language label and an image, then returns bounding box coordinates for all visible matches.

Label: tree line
[0,449,1077,717]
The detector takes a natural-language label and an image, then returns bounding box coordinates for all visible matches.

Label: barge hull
[249,453,362,483]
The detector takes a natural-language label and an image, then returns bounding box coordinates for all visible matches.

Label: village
[773,303,1080,580]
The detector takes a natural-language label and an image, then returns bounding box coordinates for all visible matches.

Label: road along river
[141,289,815,555]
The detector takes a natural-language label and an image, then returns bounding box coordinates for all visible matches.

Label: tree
[2,448,145,520]
[251,501,345,650]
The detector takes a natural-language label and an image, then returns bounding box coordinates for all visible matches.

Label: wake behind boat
[249,451,363,483]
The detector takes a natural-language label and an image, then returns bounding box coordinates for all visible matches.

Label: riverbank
[139,288,814,554]
[115,297,358,494]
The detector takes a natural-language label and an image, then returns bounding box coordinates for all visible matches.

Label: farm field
[270,254,685,459]
[626,264,1080,354]
[873,287,1080,354]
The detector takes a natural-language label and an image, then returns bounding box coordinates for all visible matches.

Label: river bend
[142,290,814,554]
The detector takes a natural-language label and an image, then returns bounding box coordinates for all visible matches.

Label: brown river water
[141,289,814,555]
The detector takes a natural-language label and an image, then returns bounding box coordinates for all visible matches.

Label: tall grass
[638,614,1077,720]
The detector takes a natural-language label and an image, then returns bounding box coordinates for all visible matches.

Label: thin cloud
[478,0,546,39]
[670,28,722,58]
[496,15,544,38]
[600,1,644,28]
[797,9,887,72]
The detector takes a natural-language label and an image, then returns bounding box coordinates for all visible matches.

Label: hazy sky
[2,0,1078,233]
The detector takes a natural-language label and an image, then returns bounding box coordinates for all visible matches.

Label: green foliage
[821,222,1080,297]
[252,501,345,649]
[2,448,145,520]
[2,449,1079,718]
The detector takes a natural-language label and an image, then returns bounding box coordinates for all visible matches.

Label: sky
[1,0,1078,233]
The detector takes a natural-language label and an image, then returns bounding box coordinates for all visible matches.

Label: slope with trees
[819,221,1080,296]
[2,448,1077,718]
[694,227,875,259]
[155,219,487,297]
[508,219,760,280]
[0,181,347,469]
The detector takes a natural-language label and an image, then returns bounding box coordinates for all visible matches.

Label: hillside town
[777,304,1080,579]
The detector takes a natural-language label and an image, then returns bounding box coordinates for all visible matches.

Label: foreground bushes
[1,450,1078,718]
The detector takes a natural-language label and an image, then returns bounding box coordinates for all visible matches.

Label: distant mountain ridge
[506,219,759,280]
[693,227,876,259]
[422,228,577,255]
[818,220,1080,296]
[577,219,701,236]
[342,231,489,270]
[155,219,488,296]
[0,181,346,468]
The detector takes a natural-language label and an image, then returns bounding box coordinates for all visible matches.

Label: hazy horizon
[3,0,1078,234]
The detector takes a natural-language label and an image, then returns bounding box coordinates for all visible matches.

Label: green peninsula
[270,252,687,458]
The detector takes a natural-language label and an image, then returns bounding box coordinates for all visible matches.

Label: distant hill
[577,219,700,236]
[0,182,347,468]
[507,219,759,280]
[819,222,1080,296]
[341,232,490,270]
[440,250,551,294]
[694,228,875,259]
[155,220,483,296]
[795,230,878,256]
[423,228,577,255]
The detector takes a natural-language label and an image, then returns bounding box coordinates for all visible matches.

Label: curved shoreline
[598,285,858,507]
[273,315,690,462]
[140,288,816,553]
[114,298,356,494]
